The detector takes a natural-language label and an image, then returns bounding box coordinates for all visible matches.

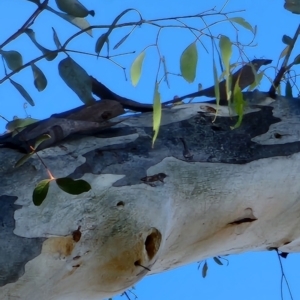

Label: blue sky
[1,0,300,299]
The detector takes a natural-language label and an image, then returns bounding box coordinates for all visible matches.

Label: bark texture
[1,93,300,300]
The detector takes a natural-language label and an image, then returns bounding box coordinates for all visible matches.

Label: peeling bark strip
[2,93,300,300]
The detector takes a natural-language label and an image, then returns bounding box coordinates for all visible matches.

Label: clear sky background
[1,0,300,299]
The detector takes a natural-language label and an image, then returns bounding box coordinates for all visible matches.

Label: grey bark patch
[0,195,46,286]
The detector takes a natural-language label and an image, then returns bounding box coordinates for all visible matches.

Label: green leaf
[219,35,232,71]
[9,79,35,106]
[282,34,293,45]
[25,29,57,61]
[55,0,95,18]
[52,27,62,49]
[279,45,289,59]
[95,33,109,56]
[31,63,47,91]
[130,51,146,87]
[248,71,264,91]
[202,261,208,278]
[34,134,51,149]
[113,32,131,50]
[213,256,223,265]
[46,6,93,36]
[285,80,293,97]
[33,179,51,206]
[152,83,161,147]
[14,152,34,168]
[284,2,300,14]
[0,50,23,71]
[58,57,95,105]
[6,117,38,131]
[231,77,245,129]
[293,54,300,64]
[228,17,254,33]
[180,42,198,83]
[56,177,91,195]
[212,59,220,123]
[27,0,40,4]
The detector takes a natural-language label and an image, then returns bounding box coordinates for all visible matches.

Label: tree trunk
[1,93,300,300]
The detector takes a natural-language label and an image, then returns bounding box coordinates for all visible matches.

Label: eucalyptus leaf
[293,54,300,64]
[95,33,109,56]
[180,42,198,83]
[0,50,23,71]
[282,34,293,45]
[152,83,161,147]
[55,0,95,18]
[9,79,35,106]
[6,117,38,131]
[56,177,91,195]
[14,152,34,168]
[58,57,95,105]
[25,29,57,61]
[113,32,131,50]
[34,134,51,149]
[219,35,232,71]
[31,63,47,91]
[202,261,208,278]
[52,27,62,49]
[228,17,254,33]
[33,179,51,206]
[130,51,146,86]
[46,6,93,36]
[285,80,293,97]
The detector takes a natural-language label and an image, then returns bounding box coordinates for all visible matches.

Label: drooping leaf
[285,80,293,97]
[33,179,51,206]
[279,45,289,59]
[282,34,293,45]
[113,32,131,50]
[130,51,146,87]
[34,134,51,149]
[56,177,91,195]
[31,63,47,91]
[152,83,161,147]
[212,58,220,123]
[25,29,57,61]
[202,261,208,278]
[219,35,232,71]
[231,76,245,129]
[213,256,223,265]
[95,33,109,56]
[52,27,62,49]
[228,17,254,33]
[6,117,38,131]
[180,42,198,83]
[55,0,95,18]
[248,71,264,91]
[0,50,23,71]
[58,57,95,105]
[14,152,34,168]
[9,79,35,106]
[46,6,93,36]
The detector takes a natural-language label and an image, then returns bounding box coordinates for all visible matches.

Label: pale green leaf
[228,17,254,33]
[34,134,51,149]
[33,179,51,206]
[31,63,47,91]
[231,77,245,129]
[279,45,289,59]
[219,35,232,71]
[0,50,23,71]
[55,0,95,18]
[130,51,146,87]
[14,152,34,168]
[212,58,220,123]
[180,42,198,83]
[6,117,39,131]
[248,71,264,91]
[58,57,95,105]
[9,79,35,106]
[46,6,93,36]
[152,83,161,147]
